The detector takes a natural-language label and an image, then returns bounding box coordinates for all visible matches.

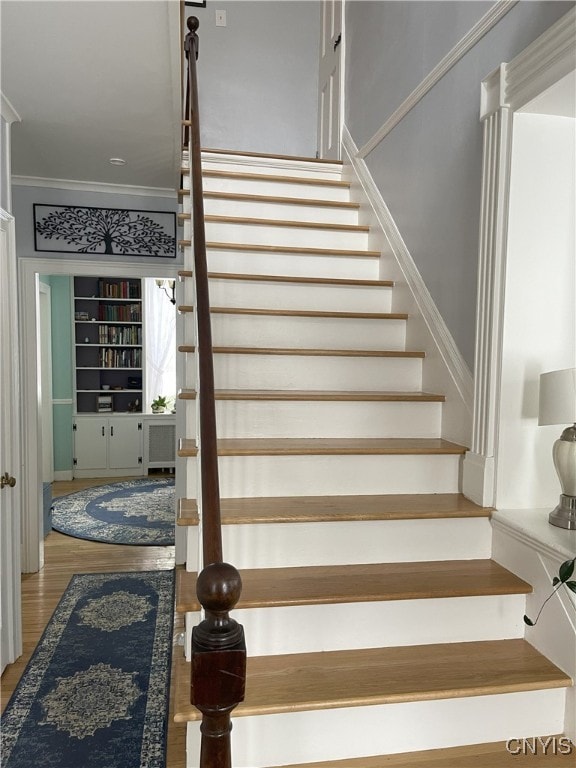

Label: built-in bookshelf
[73,276,144,414]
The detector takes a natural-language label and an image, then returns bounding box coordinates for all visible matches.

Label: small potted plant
[524,556,576,626]
[151,395,168,414]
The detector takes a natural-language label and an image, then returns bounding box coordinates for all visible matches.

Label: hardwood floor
[0,476,186,768]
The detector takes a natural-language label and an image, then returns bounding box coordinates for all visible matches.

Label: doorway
[19,258,185,576]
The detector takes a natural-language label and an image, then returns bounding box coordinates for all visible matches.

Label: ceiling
[1,0,182,192]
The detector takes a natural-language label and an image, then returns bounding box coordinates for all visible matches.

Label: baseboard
[462,452,496,507]
[53,470,73,482]
[341,126,473,447]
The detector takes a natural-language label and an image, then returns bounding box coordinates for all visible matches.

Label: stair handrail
[183,16,246,768]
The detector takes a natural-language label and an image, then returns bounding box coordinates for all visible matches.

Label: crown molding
[11,175,177,199]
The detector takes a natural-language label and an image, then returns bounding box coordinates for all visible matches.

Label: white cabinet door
[74,418,108,470]
[108,418,142,470]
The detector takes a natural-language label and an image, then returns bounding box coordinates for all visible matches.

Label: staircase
[174,150,572,767]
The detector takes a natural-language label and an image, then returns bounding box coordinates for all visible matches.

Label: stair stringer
[341,127,473,448]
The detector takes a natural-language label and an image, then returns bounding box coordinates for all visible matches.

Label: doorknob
[0,472,16,489]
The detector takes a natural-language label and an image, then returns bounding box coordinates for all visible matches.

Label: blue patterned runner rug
[51,479,175,546]
[1,570,175,768]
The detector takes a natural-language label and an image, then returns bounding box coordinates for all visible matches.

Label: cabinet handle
[111,425,114,437]
[102,426,105,436]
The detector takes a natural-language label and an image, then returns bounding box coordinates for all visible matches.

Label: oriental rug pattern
[1,570,175,768]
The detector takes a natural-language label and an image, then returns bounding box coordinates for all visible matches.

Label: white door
[0,210,22,673]
[317,0,343,159]
[109,417,142,470]
[74,417,108,471]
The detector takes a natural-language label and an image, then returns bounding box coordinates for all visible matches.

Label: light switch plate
[215,10,226,27]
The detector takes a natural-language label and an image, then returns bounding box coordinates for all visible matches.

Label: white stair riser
[203,594,526,657]
[206,247,380,280]
[195,517,493,568]
[212,354,422,391]
[208,278,392,313]
[201,158,344,180]
[207,313,407,351]
[210,400,442,438]
[181,453,463,502]
[212,453,462,498]
[185,689,567,768]
[203,221,369,251]
[204,196,359,225]
[200,175,351,202]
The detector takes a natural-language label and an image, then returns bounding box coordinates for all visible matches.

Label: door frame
[19,257,179,573]
[0,210,22,671]
[317,0,345,159]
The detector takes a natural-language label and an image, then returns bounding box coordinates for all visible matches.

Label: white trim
[505,7,576,112]
[53,470,73,482]
[11,175,176,198]
[357,0,519,159]
[464,6,576,506]
[342,126,473,444]
[462,106,513,506]
[491,509,576,564]
[52,399,74,406]
[1,93,21,124]
[18,257,179,574]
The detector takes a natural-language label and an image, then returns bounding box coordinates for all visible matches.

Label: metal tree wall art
[34,205,176,257]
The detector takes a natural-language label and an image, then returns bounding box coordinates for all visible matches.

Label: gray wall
[191,1,320,156]
[345,1,574,369]
[12,185,181,266]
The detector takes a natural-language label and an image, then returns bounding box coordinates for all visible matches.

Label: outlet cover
[215,9,226,26]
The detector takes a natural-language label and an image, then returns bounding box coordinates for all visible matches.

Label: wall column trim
[462,76,512,505]
[462,6,576,506]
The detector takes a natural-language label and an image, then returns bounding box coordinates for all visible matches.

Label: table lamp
[538,368,576,529]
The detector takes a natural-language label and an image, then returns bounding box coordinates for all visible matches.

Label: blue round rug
[51,479,175,546]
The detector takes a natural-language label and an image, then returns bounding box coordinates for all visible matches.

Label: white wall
[344,1,574,369]
[496,114,576,509]
[191,1,320,156]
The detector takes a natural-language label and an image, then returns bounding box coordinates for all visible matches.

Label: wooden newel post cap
[196,562,242,614]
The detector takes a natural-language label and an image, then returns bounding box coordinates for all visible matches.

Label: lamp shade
[538,368,576,426]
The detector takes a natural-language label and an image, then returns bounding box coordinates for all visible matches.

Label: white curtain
[144,278,176,411]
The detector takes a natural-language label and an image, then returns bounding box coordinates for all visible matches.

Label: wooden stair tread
[178,438,467,457]
[178,389,443,401]
[175,559,532,612]
[266,739,576,767]
[178,306,408,320]
[178,347,423,358]
[195,168,351,187]
[200,146,344,165]
[202,191,357,208]
[204,214,369,233]
[174,639,571,721]
[179,240,381,258]
[177,493,491,526]
[178,270,393,287]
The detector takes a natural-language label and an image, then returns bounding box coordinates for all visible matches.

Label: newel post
[192,564,246,768]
